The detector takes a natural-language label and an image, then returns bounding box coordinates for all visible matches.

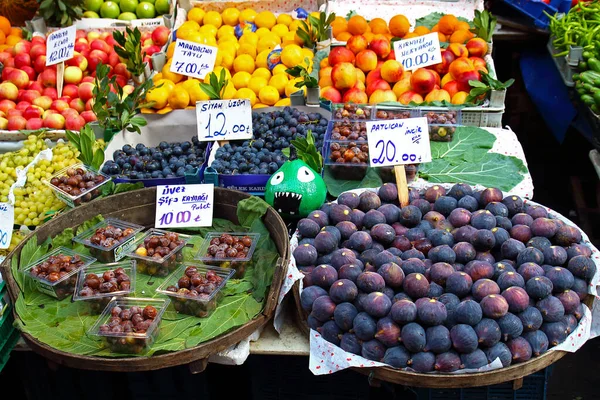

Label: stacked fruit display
[320,14,489,105]
[145,7,319,112]
[83,0,171,20]
[297,183,595,371]
[0,26,169,131]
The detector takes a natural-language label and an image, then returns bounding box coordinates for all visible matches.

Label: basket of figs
[292,183,599,388]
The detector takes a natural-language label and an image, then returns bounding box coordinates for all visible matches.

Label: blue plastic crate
[413,367,553,400]
[503,0,563,29]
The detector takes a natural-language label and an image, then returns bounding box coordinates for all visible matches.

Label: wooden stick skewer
[56,62,65,98]
[394,165,409,207]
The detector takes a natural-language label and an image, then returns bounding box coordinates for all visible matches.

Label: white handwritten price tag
[0,203,14,249]
[196,99,253,141]
[393,32,442,71]
[366,117,432,168]
[46,25,76,66]
[170,39,218,79]
[155,184,214,228]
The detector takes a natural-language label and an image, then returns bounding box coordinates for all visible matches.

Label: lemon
[152,72,163,82]
[248,76,267,95]
[218,42,236,56]
[218,35,238,45]
[187,8,205,24]
[204,11,222,28]
[234,87,257,106]
[146,86,169,109]
[199,24,217,38]
[259,86,279,105]
[221,7,240,26]
[203,66,231,84]
[168,88,190,109]
[253,67,271,80]
[187,82,211,103]
[275,98,291,106]
[269,73,288,96]
[281,44,303,68]
[255,11,276,29]
[179,20,200,32]
[281,32,297,46]
[220,52,234,70]
[166,42,176,58]
[215,52,223,68]
[272,64,288,76]
[285,78,305,97]
[277,14,293,26]
[237,43,257,58]
[255,49,271,69]
[233,54,255,73]
[161,62,183,83]
[154,78,175,94]
[232,71,252,89]
[289,20,302,32]
[187,32,208,44]
[222,82,237,99]
[271,24,289,38]
[238,32,258,47]
[239,8,257,23]
[257,35,279,53]
[217,25,235,38]
[255,27,270,38]
[302,48,314,60]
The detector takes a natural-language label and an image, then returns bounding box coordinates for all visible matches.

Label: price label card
[170,39,218,79]
[46,25,76,66]
[393,32,442,71]
[0,202,14,249]
[196,99,253,141]
[366,117,432,168]
[155,184,214,228]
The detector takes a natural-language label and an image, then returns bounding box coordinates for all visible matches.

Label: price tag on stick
[155,184,214,228]
[170,39,218,79]
[0,202,14,250]
[196,99,253,141]
[393,32,442,71]
[46,25,76,66]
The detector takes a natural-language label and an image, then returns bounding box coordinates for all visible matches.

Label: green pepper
[579,61,588,70]
[589,57,600,73]
[580,70,600,85]
[583,83,600,93]
[582,51,593,60]
[594,91,600,107]
[581,94,595,106]
[592,104,599,114]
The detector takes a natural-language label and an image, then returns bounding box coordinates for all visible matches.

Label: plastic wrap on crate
[293,186,600,376]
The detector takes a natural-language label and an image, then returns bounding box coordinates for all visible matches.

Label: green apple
[136,2,156,18]
[119,0,138,13]
[100,1,121,18]
[155,0,170,14]
[83,10,100,18]
[118,12,137,20]
[83,0,103,12]
[140,0,156,4]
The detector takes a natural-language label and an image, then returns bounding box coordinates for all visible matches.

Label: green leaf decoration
[114,182,144,194]
[76,214,104,236]
[290,131,323,173]
[237,197,270,229]
[324,167,383,197]
[415,12,473,30]
[50,228,74,249]
[429,126,496,160]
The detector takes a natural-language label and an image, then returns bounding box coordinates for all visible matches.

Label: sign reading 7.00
[393,32,442,71]
[170,39,218,79]
[46,25,76,66]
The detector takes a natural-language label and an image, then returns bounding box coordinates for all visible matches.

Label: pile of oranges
[145,7,320,113]
[0,16,23,50]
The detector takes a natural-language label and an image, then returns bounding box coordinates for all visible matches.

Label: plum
[472,279,500,302]
[412,198,433,216]
[300,286,328,312]
[409,351,436,372]
[312,265,339,289]
[536,295,565,322]
[403,273,430,299]
[308,313,324,330]
[307,210,329,228]
[383,345,411,368]
[348,231,373,252]
[480,294,509,319]
[298,218,321,238]
[371,223,396,245]
[453,225,478,243]
[525,204,548,219]
[375,317,401,347]
[293,244,318,266]
[320,320,343,345]
[338,191,360,209]
[541,321,568,346]
[402,258,427,275]
[518,262,545,281]
[378,262,404,288]
[358,191,382,212]
[417,299,448,326]
[518,307,544,332]
[502,195,524,216]
[445,272,473,298]
[330,249,358,270]
[362,339,386,361]
[497,312,523,341]
[555,225,583,247]
[336,221,358,241]
[567,255,596,280]
[392,235,412,251]
[479,188,503,207]
[507,337,532,363]
[497,271,525,291]
[501,238,526,260]
[425,325,452,354]
[329,279,358,304]
[435,351,462,372]
[545,267,574,292]
[350,209,365,230]
[453,242,477,264]
[471,210,497,230]
[363,292,392,318]
[485,202,509,217]
[556,290,581,314]
[461,349,488,369]
[378,183,398,203]
[522,330,549,357]
[542,246,568,266]
[510,225,532,243]
[391,299,417,325]
[312,296,337,322]
[566,244,592,260]
[340,333,362,355]
[450,324,478,353]
[434,196,458,217]
[475,318,501,347]
[398,205,422,228]
[484,342,512,367]
[401,322,426,352]
[458,195,479,212]
[448,183,474,200]
[427,229,455,247]
[454,300,482,326]
[353,312,377,341]
[526,276,553,300]
[464,260,494,281]
[502,286,530,313]
[314,231,339,254]
[495,216,513,231]
[530,218,558,238]
[493,262,517,280]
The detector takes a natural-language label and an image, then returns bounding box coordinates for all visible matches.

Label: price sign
[46,25,76,66]
[0,202,14,249]
[366,117,432,168]
[170,39,218,79]
[393,32,442,71]
[196,99,253,141]
[155,184,214,228]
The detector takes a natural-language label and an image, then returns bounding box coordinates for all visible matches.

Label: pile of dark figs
[295,183,596,372]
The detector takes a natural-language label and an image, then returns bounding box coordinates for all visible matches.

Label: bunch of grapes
[0,135,47,203]
[0,229,28,257]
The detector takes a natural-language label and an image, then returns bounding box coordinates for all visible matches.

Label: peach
[23,105,42,119]
[356,69,366,83]
[80,110,97,123]
[392,78,412,98]
[342,87,368,104]
[347,35,368,54]
[466,38,488,58]
[42,87,58,100]
[452,91,469,105]
[33,56,47,74]
[7,115,27,130]
[449,58,475,80]
[380,60,404,83]
[398,90,424,105]
[0,99,16,114]
[78,82,95,102]
[331,62,358,90]
[21,66,36,81]
[0,117,7,130]
[33,95,53,110]
[354,79,366,91]
[448,43,468,58]
[366,79,391,97]
[7,69,29,89]
[366,68,383,87]
[67,54,89,71]
[319,66,332,79]
[40,69,57,88]
[442,81,460,98]
[0,82,18,101]
[432,50,456,76]
[62,84,79,99]
[329,47,355,66]
[152,26,171,47]
[43,113,65,129]
[355,50,378,73]
[321,86,342,103]
[25,118,43,130]
[369,89,397,103]
[14,53,31,68]
[69,98,85,113]
[457,69,480,85]
[425,88,451,102]
[319,74,333,88]
[65,115,86,131]
[410,68,439,95]
[369,36,391,59]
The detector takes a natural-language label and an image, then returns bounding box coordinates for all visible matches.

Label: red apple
[43,113,65,129]
[30,36,46,46]
[23,105,42,119]
[145,45,161,56]
[69,98,85,113]
[21,66,36,81]
[64,66,83,85]
[108,52,120,67]
[33,56,47,74]
[7,69,30,89]
[42,87,58,100]
[61,108,79,119]
[40,69,57,88]
[85,98,94,111]
[0,99,16,113]
[78,82,95,102]
[76,30,86,40]
[29,44,46,59]
[14,53,31,68]
[82,76,94,83]
[21,90,40,104]
[114,75,127,88]
[32,95,52,110]
[51,99,69,112]
[113,63,131,79]
[0,51,12,65]
[42,109,56,119]
[13,40,32,55]
[28,81,43,93]
[74,41,89,53]
[7,115,27,130]
[0,117,6,129]
[66,54,88,71]
[0,82,18,101]
[90,39,111,54]
[7,109,23,118]
[89,49,108,64]
[80,110,97,123]
[65,114,85,130]
[151,26,170,47]
[1,67,14,82]
[62,84,79,99]
[16,101,30,111]
[25,117,43,130]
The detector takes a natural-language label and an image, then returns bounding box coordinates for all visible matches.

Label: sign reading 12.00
[393,32,442,71]
[155,184,214,228]
[46,25,76,66]
[196,99,253,141]
[366,117,432,168]
[170,39,218,79]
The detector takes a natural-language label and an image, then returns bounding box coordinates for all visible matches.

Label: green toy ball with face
[264,160,327,217]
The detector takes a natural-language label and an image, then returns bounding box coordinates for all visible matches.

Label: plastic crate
[412,367,552,400]
[461,110,504,127]
[503,0,562,29]
[0,305,15,354]
[0,330,18,373]
[547,39,577,87]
